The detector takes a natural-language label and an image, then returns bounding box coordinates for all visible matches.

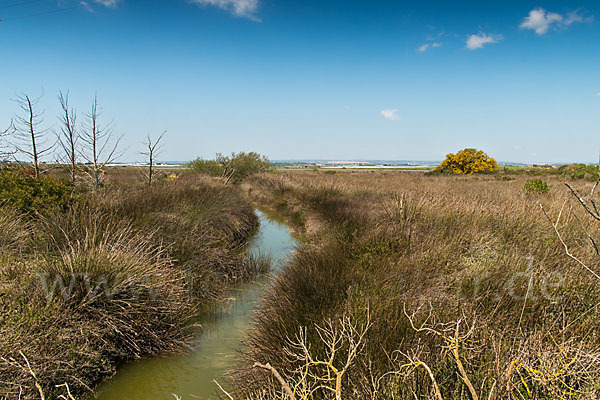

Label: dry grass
[236,170,600,399]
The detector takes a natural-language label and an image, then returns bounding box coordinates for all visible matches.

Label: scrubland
[236,170,600,400]
[3,164,600,400]
[0,169,262,399]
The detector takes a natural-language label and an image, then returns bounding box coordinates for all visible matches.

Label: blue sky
[1,0,599,163]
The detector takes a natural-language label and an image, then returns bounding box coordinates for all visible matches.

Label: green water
[94,211,297,400]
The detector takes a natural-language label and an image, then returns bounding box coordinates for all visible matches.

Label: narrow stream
[95,211,297,400]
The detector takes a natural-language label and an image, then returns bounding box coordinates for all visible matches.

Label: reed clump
[237,171,600,399]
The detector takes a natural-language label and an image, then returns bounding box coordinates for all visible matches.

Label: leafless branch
[403,306,479,400]
[540,202,600,281]
[565,183,600,222]
[379,352,444,400]
[213,379,235,400]
[254,362,297,400]
[248,310,371,400]
[0,120,15,160]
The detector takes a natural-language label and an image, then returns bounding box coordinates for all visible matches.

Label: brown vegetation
[236,170,600,399]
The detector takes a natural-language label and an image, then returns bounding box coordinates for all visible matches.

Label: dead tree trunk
[56,91,78,185]
[12,93,52,178]
[79,94,122,190]
[141,131,165,186]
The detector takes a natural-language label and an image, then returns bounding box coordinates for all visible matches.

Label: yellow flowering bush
[435,148,497,174]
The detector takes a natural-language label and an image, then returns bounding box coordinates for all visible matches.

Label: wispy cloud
[80,0,119,11]
[380,109,400,121]
[97,0,118,6]
[564,10,592,25]
[189,0,261,21]
[596,92,600,97]
[418,26,444,53]
[417,42,441,53]
[79,0,120,13]
[417,43,429,52]
[520,8,593,35]
[466,32,503,50]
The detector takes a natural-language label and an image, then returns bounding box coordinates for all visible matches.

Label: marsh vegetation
[0,169,262,399]
[233,170,600,400]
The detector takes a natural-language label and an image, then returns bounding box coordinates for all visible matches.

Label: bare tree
[12,92,53,178]
[79,94,122,190]
[55,91,78,185]
[140,131,165,186]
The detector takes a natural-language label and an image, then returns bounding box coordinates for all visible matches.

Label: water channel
[95,211,297,400]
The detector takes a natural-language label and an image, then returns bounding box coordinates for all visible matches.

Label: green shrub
[0,169,72,215]
[187,158,224,176]
[524,178,549,194]
[189,152,269,183]
[502,164,600,181]
[554,163,599,181]
[224,152,270,182]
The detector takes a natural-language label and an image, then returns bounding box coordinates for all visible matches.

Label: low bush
[189,152,269,183]
[0,169,72,215]
[500,163,599,181]
[188,158,224,176]
[524,178,549,194]
[554,163,599,181]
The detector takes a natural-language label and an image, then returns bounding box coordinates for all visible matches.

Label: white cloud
[417,42,441,52]
[189,0,260,21]
[520,8,592,35]
[380,109,400,121]
[520,8,563,34]
[596,92,600,97]
[466,33,503,50]
[513,145,522,151]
